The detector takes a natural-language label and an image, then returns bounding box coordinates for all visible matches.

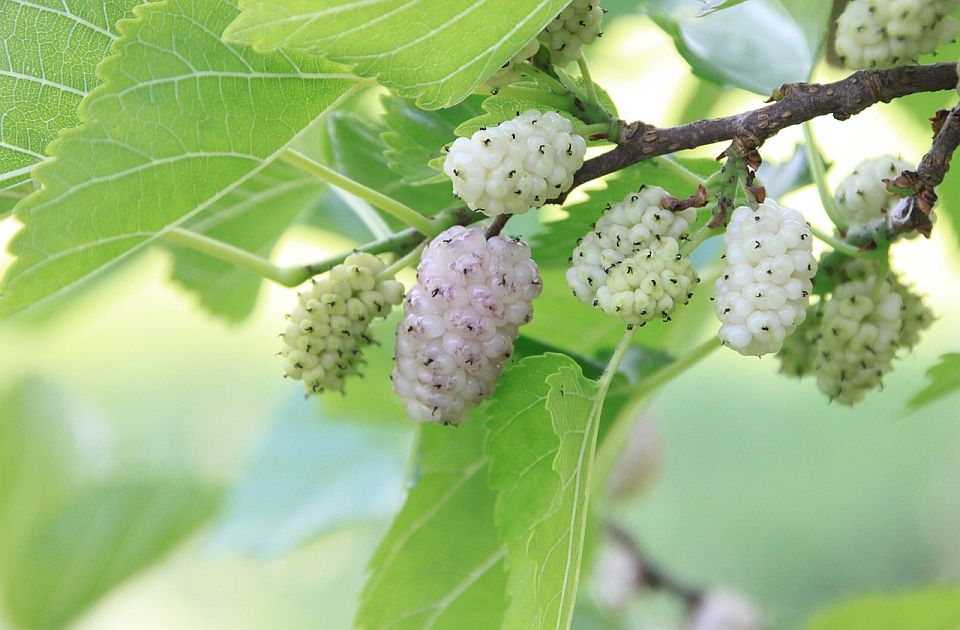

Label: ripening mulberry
[566,186,699,326]
[777,303,823,378]
[835,0,960,69]
[392,226,542,425]
[487,39,540,88]
[444,110,586,217]
[835,156,913,226]
[892,278,934,350]
[814,275,903,405]
[281,253,404,395]
[539,0,604,64]
[715,200,817,356]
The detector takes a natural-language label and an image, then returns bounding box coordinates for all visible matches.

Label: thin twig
[570,62,958,191]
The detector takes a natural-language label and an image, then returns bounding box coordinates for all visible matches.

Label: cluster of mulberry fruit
[835,0,960,69]
[391,226,542,425]
[539,0,605,64]
[443,110,586,217]
[714,199,817,356]
[566,186,699,326]
[834,155,913,227]
[281,253,404,395]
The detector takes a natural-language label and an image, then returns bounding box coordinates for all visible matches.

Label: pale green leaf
[643,0,832,94]
[453,84,581,139]
[0,0,358,319]
[485,354,602,629]
[357,419,508,630]
[1,181,33,220]
[211,393,412,557]
[908,353,960,410]
[381,94,485,185]
[223,0,572,109]
[698,0,748,16]
[169,160,325,322]
[1,478,220,630]
[805,587,960,630]
[0,0,141,186]
[0,379,80,570]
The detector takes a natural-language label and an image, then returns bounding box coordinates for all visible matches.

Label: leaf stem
[577,54,600,111]
[594,337,721,493]
[282,150,439,236]
[655,155,707,187]
[379,241,427,278]
[162,228,303,287]
[576,122,613,138]
[680,223,720,257]
[802,123,848,230]
[807,223,866,257]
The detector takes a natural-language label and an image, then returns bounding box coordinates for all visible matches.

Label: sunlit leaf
[805,587,960,630]
[485,354,603,629]
[357,419,507,630]
[0,0,357,319]
[0,0,141,187]
[223,0,572,109]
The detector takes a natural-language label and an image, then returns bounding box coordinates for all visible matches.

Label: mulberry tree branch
[570,62,959,191]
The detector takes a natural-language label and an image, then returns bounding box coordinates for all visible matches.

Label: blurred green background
[2,4,960,630]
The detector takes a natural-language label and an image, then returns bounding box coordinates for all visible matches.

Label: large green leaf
[0,0,358,319]
[223,0,571,109]
[643,0,832,94]
[485,354,603,629]
[356,419,508,630]
[1,478,220,630]
[169,160,325,322]
[0,0,141,187]
[0,379,81,570]
[908,354,960,411]
[211,394,412,557]
[805,587,960,630]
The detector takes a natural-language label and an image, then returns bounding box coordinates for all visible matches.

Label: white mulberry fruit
[835,155,912,226]
[715,199,817,356]
[814,275,903,405]
[443,109,586,217]
[392,226,542,425]
[566,186,699,326]
[281,253,404,395]
[487,39,540,88]
[835,0,960,69]
[892,278,934,349]
[539,0,604,65]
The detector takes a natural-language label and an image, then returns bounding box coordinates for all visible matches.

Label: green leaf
[0,0,357,319]
[698,0,748,16]
[805,587,960,630]
[758,144,815,199]
[169,160,325,322]
[223,0,571,109]
[381,94,486,186]
[326,112,458,220]
[1,478,220,630]
[485,354,602,629]
[908,354,960,410]
[0,379,81,570]
[211,394,412,557]
[644,0,832,94]
[1,181,33,220]
[357,419,507,630]
[0,0,141,186]
[532,157,718,269]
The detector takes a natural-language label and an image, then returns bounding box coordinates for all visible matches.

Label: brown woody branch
[571,62,959,192]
